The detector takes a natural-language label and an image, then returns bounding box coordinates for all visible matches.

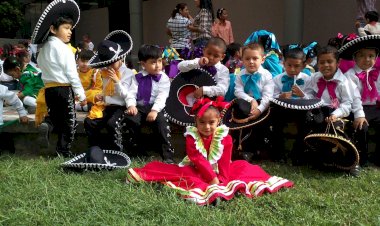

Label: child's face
[354,48,377,71]
[203,45,225,66]
[142,58,163,75]
[317,53,338,80]
[107,60,123,71]
[7,68,22,80]
[195,109,220,137]
[50,23,72,43]
[242,49,265,74]
[284,58,305,77]
[220,10,228,20]
[77,58,90,73]
[179,6,189,18]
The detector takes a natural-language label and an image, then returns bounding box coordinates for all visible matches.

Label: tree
[0,1,24,38]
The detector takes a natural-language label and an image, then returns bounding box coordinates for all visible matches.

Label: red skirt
[127,160,294,205]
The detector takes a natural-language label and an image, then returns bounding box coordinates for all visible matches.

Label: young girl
[212,8,234,45]
[126,98,293,205]
[166,3,192,52]
[357,11,380,36]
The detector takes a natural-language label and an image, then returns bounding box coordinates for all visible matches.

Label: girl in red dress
[126,98,293,205]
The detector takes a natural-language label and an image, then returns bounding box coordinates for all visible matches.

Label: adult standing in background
[189,0,214,48]
[166,3,193,52]
[212,8,234,45]
[355,0,377,28]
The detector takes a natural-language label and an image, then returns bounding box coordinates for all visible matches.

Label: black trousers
[84,105,125,151]
[44,86,76,153]
[363,105,380,164]
[122,105,174,160]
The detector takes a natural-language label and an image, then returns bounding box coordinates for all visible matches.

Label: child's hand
[325,115,337,123]
[198,57,209,66]
[80,99,87,106]
[17,92,24,99]
[250,108,262,120]
[291,85,304,97]
[353,117,368,130]
[126,106,138,116]
[279,92,292,99]
[107,68,120,83]
[94,94,104,102]
[19,116,29,124]
[209,177,220,185]
[250,99,258,113]
[193,87,203,99]
[355,21,361,29]
[146,110,158,122]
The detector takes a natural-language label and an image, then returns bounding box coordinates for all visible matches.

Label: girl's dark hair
[50,16,74,31]
[222,42,241,64]
[365,11,379,22]
[138,45,162,61]
[3,56,22,73]
[200,0,215,21]
[317,45,339,61]
[171,3,187,18]
[216,8,226,20]
[78,50,94,61]
[283,47,305,61]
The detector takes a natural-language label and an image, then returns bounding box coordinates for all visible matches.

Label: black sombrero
[88,30,133,68]
[338,35,380,60]
[221,98,270,130]
[61,146,131,171]
[163,68,216,126]
[270,98,323,110]
[304,123,359,170]
[31,0,80,44]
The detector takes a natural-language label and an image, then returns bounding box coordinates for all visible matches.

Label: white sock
[23,96,37,107]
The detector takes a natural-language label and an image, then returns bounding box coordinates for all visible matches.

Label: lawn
[0,155,379,225]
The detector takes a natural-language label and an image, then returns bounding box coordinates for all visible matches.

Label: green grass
[0,155,379,226]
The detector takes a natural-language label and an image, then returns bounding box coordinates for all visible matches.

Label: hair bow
[191,97,230,117]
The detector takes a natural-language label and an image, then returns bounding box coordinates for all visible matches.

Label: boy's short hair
[50,16,74,30]
[205,37,227,53]
[317,45,339,61]
[365,11,379,22]
[242,42,265,56]
[138,45,162,62]
[3,56,21,73]
[283,47,305,61]
[77,50,94,61]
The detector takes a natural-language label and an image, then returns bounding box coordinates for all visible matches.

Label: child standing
[124,45,174,163]
[212,8,234,45]
[178,37,230,99]
[357,11,380,36]
[126,98,293,205]
[32,0,87,157]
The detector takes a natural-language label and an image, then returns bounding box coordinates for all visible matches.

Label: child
[76,50,102,111]
[212,8,234,45]
[124,45,174,163]
[357,11,380,36]
[233,42,274,161]
[32,0,87,157]
[271,47,311,164]
[177,37,230,98]
[224,42,243,101]
[2,55,44,111]
[84,30,134,152]
[342,37,380,167]
[126,98,293,206]
[302,42,318,76]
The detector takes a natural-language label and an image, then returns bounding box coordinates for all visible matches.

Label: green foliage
[0,156,379,225]
[0,1,24,38]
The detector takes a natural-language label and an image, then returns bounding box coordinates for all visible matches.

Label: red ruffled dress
[126,125,294,205]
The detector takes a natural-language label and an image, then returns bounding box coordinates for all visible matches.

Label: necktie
[136,73,162,105]
[241,72,262,100]
[356,69,380,102]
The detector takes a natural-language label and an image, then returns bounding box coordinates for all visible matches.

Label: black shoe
[38,122,50,148]
[163,158,175,164]
[348,165,361,177]
[241,152,254,162]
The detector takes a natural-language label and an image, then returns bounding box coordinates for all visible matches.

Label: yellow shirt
[78,69,103,103]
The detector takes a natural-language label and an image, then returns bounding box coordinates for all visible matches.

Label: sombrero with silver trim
[338,35,380,60]
[31,0,80,44]
[221,98,270,130]
[61,146,131,171]
[88,30,133,68]
[163,68,216,126]
[270,98,323,110]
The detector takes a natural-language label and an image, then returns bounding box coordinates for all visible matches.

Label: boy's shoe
[241,152,254,162]
[348,165,361,177]
[163,158,175,164]
[37,122,50,148]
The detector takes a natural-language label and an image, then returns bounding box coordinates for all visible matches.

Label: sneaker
[38,122,50,148]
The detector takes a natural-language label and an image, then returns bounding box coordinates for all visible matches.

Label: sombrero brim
[31,0,80,44]
[88,30,133,68]
[221,99,271,130]
[270,98,323,110]
[338,35,380,60]
[163,68,216,126]
[304,133,359,170]
[61,150,131,170]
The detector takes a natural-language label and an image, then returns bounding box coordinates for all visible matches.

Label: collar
[240,66,265,76]
[316,69,345,83]
[141,70,162,77]
[48,36,64,44]
[353,65,374,74]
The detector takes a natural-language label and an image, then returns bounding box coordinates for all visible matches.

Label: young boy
[124,45,174,163]
[76,50,103,111]
[357,11,380,36]
[32,0,87,157]
[177,37,230,98]
[84,30,134,152]
[271,47,310,164]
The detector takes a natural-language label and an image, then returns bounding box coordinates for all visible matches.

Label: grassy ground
[0,155,379,226]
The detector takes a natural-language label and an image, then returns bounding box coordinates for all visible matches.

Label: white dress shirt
[273,72,311,99]
[0,85,27,125]
[234,67,274,113]
[126,70,170,112]
[177,58,230,97]
[37,36,86,101]
[304,69,353,118]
